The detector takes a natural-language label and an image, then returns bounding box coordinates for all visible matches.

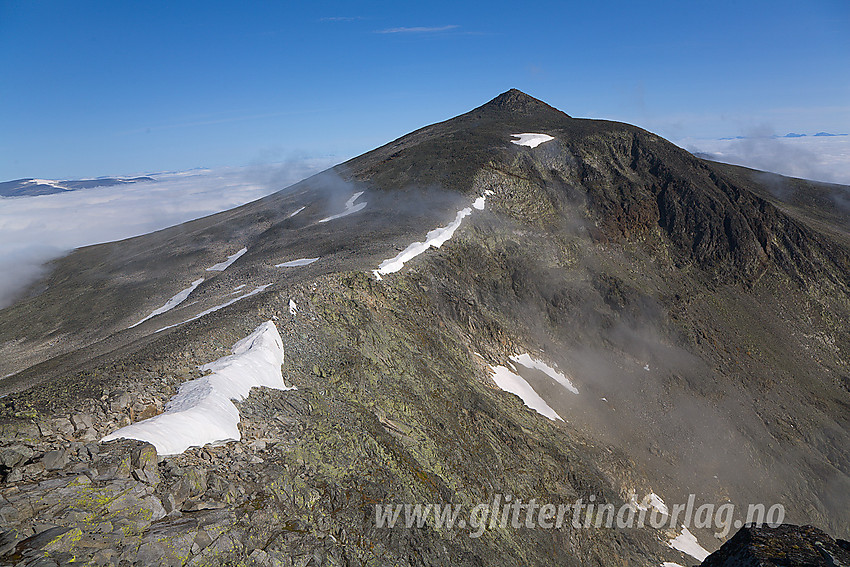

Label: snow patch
[289,299,297,315]
[288,206,306,218]
[318,191,366,223]
[129,278,204,328]
[489,364,563,422]
[103,321,293,455]
[155,284,271,333]
[376,192,491,276]
[510,353,579,394]
[668,527,710,562]
[511,133,555,148]
[630,492,669,515]
[206,247,247,271]
[377,208,471,274]
[647,493,668,515]
[276,257,319,267]
[28,178,67,190]
[661,563,686,567]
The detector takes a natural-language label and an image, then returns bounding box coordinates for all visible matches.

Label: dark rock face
[701,524,850,566]
[479,88,571,119]
[558,127,850,285]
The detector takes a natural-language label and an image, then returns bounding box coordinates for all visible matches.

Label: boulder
[41,449,68,471]
[0,444,33,468]
[130,443,160,485]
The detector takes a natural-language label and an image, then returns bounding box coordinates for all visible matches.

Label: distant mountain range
[718,132,848,140]
[784,132,848,138]
[0,176,154,197]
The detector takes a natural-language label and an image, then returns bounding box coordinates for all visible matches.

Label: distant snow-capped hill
[0,176,155,197]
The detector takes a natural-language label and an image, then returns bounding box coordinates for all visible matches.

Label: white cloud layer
[0,159,333,308]
[676,134,850,185]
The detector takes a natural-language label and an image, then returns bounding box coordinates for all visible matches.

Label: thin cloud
[319,16,364,22]
[375,25,459,34]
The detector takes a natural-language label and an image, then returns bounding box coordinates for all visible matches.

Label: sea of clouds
[0,159,334,308]
[676,133,850,186]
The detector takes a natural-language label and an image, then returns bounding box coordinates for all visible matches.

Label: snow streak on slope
[129,277,204,328]
[629,492,669,515]
[288,206,306,218]
[645,493,668,515]
[155,284,271,333]
[103,321,293,455]
[318,191,366,223]
[489,364,563,421]
[511,133,555,148]
[375,193,491,278]
[206,248,247,271]
[510,353,579,394]
[276,257,319,267]
[289,299,297,315]
[668,527,710,562]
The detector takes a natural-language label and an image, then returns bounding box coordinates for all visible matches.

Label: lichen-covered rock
[700,524,850,566]
[130,442,160,485]
[0,528,19,556]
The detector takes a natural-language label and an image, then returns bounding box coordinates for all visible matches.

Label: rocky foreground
[5,370,849,566]
[0,375,327,566]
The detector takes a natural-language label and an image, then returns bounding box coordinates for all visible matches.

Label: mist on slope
[503,257,848,534]
[0,158,334,308]
[460,175,849,535]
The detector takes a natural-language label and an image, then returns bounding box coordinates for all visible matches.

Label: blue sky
[1,0,848,179]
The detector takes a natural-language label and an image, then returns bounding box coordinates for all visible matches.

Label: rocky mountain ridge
[0,90,847,565]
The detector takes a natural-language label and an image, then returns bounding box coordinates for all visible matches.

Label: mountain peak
[481,89,571,118]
